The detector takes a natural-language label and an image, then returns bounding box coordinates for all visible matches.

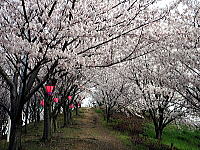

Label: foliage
[111,113,144,135]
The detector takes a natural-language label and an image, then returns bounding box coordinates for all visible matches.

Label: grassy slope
[95,108,200,150]
[144,123,200,150]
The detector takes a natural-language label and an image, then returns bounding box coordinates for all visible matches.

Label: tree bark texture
[42,96,52,142]
[8,116,22,150]
[155,127,163,140]
[63,104,68,127]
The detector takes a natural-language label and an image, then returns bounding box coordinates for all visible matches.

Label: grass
[0,140,9,150]
[104,121,137,149]
[2,108,199,150]
[0,120,46,150]
[94,108,103,114]
[94,109,137,149]
[96,112,161,150]
[111,130,136,149]
[0,109,81,150]
[144,123,200,150]
[95,108,200,150]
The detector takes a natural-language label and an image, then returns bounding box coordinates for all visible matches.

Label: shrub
[111,112,144,135]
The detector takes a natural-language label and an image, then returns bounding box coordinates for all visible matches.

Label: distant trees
[99,83,125,122]
[91,67,129,122]
[56,71,81,127]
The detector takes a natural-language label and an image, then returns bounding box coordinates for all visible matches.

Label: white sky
[82,97,92,107]
[156,0,175,7]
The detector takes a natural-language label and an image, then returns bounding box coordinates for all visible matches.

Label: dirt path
[65,108,128,150]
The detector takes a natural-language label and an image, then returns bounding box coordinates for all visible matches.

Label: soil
[65,108,128,150]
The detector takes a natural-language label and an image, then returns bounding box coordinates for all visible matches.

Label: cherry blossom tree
[123,51,189,140]
[151,0,200,115]
[91,67,130,122]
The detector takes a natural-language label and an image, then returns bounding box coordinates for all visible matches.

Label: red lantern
[40,99,44,107]
[68,96,72,100]
[53,98,59,103]
[45,85,55,96]
[69,104,74,109]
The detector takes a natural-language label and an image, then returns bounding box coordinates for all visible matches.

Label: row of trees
[0,0,199,149]
[90,0,200,140]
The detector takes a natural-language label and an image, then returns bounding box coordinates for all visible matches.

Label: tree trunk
[24,101,30,134]
[33,97,37,126]
[155,127,163,140]
[67,108,70,124]
[106,113,110,123]
[63,106,67,127]
[106,107,110,122]
[8,116,22,150]
[69,109,72,120]
[75,107,78,116]
[33,104,37,127]
[52,117,56,132]
[36,106,40,123]
[42,97,52,142]
[52,112,58,132]
[0,120,3,138]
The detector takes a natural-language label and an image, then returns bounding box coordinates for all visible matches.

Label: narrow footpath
[62,108,128,150]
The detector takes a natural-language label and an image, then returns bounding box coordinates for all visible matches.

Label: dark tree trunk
[69,109,72,120]
[106,113,110,123]
[63,105,68,127]
[106,107,110,122]
[52,117,57,132]
[8,116,22,150]
[149,109,164,140]
[36,106,40,123]
[52,110,59,132]
[24,101,30,134]
[75,107,78,116]
[67,107,70,124]
[155,127,163,140]
[33,99,37,127]
[103,109,106,121]
[0,119,4,138]
[42,96,52,142]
